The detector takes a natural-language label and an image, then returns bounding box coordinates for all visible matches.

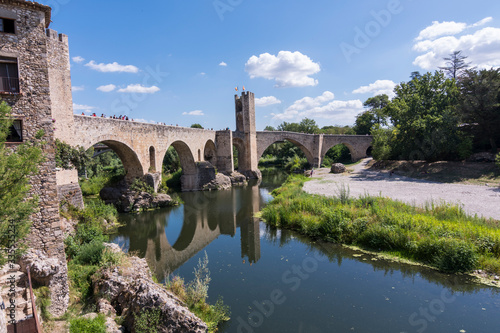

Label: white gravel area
[304,158,500,220]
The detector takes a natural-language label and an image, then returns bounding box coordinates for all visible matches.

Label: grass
[260,175,500,274]
[164,252,230,332]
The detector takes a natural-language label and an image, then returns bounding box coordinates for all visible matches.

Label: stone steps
[0,265,35,325]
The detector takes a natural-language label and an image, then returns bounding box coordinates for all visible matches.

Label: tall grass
[261,175,500,273]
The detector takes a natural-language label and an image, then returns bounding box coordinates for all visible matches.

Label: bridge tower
[234,92,261,179]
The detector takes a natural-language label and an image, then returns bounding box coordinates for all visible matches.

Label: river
[111,170,500,333]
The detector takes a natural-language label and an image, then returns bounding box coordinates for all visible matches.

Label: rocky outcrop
[224,171,248,186]
[19,249,69,318]
[93,244,207,333]
[202,173,232,191]
[100,182,175,213]
[331,163,347,174]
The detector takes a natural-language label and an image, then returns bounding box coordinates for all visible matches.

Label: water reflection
[113,180,264,280]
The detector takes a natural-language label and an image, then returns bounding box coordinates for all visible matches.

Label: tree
[190,123,203,129]
[277,118,320,134]
[353,94,389,135]
[263,125,275,131]
[0,101,44,264]
[380,71,471,161]
[320,125,355,135]
[457,68,500,153]
[439,51,470,79]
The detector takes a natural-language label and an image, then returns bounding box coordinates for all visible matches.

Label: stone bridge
[56,91,372,195]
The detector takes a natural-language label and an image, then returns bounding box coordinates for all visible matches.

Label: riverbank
[260,175,500,283]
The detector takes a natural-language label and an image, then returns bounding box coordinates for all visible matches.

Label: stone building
[1,0,70,316]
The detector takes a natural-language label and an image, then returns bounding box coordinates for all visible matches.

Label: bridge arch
[258,137,315,166]
[321,141,356,163]
[85,138,144,182]
[233,137,246,171]
[167,141,197,175]
[149,146,156,172]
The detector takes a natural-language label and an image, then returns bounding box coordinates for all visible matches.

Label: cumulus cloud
[413,18,500,70]
[85,60,139,73]
[271,91,363,125]
[73,103,96,113]
[416,21,467,41]
[219,61,227,67]
[245,51,320,87]
[97,84,116,92]
[72,85,84,92]
[255,96,282,107]
[352,80,396,98]
[117,84,160,94]
[72,56,85,63]
[182,110,204,116]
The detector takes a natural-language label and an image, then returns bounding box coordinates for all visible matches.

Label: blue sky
[41,0,500,130]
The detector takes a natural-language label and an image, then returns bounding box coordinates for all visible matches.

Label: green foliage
[190,123,204,129]
[284,155,308,173]
[0,101,44,264]
[354,94,389,135]
[371,125,394,160]
[322,144,351,166]
[55,139,91,170]
[378,71,471,161]
[34,286,52,321]
[163,146,181,174]
[130,178,154,194]
[134,308,162,333]
[277,118,320,134]
[69,314,107,333]
[67,261,99,302]
[496,153,500,169]
[165,252,230,332]
[320,125,355,135]
[457,68,500,153]
[261,175,500,274]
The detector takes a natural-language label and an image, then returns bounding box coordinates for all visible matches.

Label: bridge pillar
[234,92,261,179]
[312,134,324,168]
[215,130,234,173]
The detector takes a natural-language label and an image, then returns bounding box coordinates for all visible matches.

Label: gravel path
[304,158,500,220]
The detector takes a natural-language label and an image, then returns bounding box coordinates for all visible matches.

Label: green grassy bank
[260,175,500,274]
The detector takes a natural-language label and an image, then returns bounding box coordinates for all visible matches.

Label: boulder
[223,171,248,186]
[19,249,69,317]
[202,173,232,191]
[331,163,347,174]
[94,245,207,333]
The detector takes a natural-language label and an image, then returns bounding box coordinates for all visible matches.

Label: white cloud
[271,92,364,125]
[85,60,139,73]
[73,103,96,113]
[200,72,207,76]
[416,21,467,41]
[182,110,204,116]
[72,85,84,92]
[413,26,500,70]
[72,56,85,63]
[245,51,320,87]
[219,61,227,67]
[471,17,493,28]
[255,96,282,107]
[97,84,117,92]
[117,84,160,94]
[352,80,396,98]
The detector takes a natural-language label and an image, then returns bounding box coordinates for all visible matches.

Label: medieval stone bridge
[58,92,372,192]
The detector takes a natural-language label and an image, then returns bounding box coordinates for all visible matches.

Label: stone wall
[0,0,68,316]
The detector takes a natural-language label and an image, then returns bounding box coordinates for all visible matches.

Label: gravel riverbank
[304,158,500,221]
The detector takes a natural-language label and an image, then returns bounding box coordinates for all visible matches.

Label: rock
[202,173,232,191]
[93,254,207,333]
[0,295,7,333]
[19,249,69,318]
[144,173,161,193]
[224,171,248,186]
[331,163,347,174]
[152,193,173,208]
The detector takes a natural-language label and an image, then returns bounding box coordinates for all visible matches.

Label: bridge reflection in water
[112,180,264,281]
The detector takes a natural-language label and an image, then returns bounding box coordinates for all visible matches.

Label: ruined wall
[0,1,68,316]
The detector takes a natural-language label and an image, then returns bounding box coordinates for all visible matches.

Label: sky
[40,0,500,130]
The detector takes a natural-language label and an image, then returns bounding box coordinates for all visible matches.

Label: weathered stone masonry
[0,0,68,316]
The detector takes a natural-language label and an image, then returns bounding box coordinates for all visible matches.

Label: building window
[0,57,19,93]
[6,119,22,142]
[0,18,15,34]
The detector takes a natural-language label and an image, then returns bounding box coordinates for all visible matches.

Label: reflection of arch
[171,219,197,252]
[204,140,217,166]
[259,138,315,165]
[87,138,143,181]
[167,141,196,175]
[149,146,156,172]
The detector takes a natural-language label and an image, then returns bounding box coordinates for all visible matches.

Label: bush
[69,314,107,333]
[134,308,162,333]
[432,239,478,272]
[496,153,500,169]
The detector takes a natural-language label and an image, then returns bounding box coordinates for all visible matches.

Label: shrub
[69,314,106,333]
[432,239,478,272]
[496,153,500,169]
[134,308,162,333]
